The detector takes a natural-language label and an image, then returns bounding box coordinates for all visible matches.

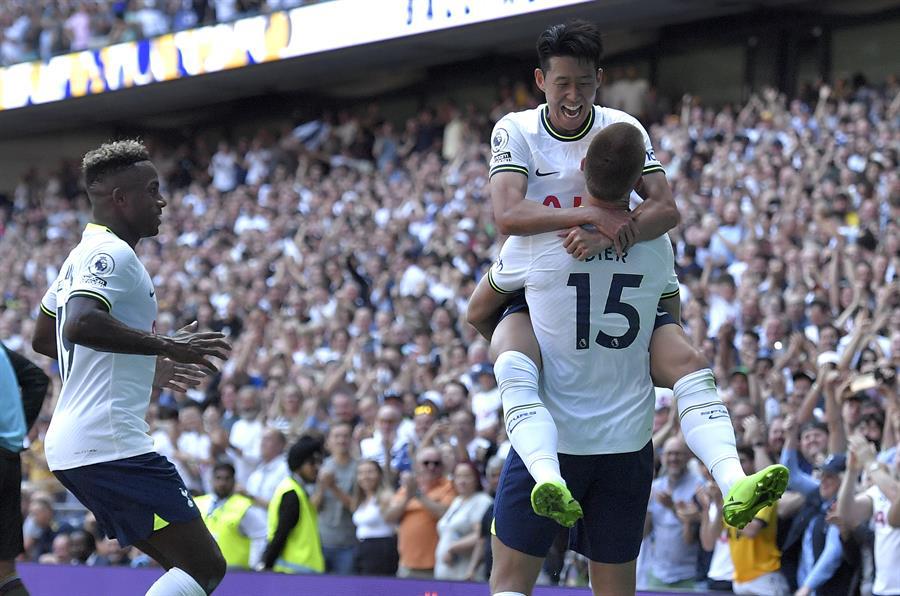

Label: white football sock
[494,350,563,486]
[674,368,745,495]
[145,567,206,596]
[493,592,527,596]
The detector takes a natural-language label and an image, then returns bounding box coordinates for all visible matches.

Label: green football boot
[530,480,583,528]
[723,464,790,529]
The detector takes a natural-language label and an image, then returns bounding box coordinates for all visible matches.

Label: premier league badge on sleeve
[492,128,509,153]
[87,253,116,277]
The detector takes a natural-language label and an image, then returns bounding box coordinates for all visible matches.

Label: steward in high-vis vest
[195,462,268,569]
[262,435,325,574]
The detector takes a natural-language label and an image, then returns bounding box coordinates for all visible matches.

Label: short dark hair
[800,420,828,436]
[213,462,236,477]
[288,435,324,472]
[82,139,150,188]
[584,122,645,201]
[536,20,603,71]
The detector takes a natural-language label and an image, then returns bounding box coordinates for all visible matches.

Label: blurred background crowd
[0,0,330,66]
[0,22,898,591]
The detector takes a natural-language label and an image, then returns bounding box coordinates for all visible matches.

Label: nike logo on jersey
[535,169,559,177]
[149,289,155,297]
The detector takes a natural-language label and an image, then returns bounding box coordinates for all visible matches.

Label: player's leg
[491,302,580,526]
[53,454,225,595]
[575,442,654,596]
[490,448,568,595]
[587,560,637,596]
[0,455,28,596]
[137,517,226,595]
[489,537,544,596]
[649,319,788,528]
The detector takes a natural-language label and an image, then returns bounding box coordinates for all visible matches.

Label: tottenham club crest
[492,128,509,153]
[87,252,115,277]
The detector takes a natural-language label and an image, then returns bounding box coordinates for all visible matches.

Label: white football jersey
[489,233,679,455]
[489,104,663,208]
[41,223,158,470]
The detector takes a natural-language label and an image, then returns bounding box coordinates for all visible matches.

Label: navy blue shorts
[501,292,678,330]
[499,290,528,321]
[493,441,654,564]
[54,452,199,546]
[654,307,678,329]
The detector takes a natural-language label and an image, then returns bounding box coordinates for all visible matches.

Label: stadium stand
[0,1,331,66]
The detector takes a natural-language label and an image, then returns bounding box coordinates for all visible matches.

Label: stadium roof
[0,0,894,139]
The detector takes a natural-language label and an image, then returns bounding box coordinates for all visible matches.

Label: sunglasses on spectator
[420,460,442,467]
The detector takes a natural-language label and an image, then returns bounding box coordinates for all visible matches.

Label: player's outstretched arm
[63,296,231,373]
[152,322,216,391]
[491,172,597,236]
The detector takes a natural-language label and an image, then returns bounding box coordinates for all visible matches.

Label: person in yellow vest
[194,462,268,569]
[262,435,326,574]
[709,446,790,595]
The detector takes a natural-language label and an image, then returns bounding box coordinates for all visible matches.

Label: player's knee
[652,337,708,388]
[208,547,227,589]
[189,545,225,594]
[682,345,708,376]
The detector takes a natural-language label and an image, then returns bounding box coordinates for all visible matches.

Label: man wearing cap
[780,453,854,596]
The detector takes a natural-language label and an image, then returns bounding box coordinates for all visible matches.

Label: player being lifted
[32,140,232,596]
[471,122,787,596]
[468,20,787,535]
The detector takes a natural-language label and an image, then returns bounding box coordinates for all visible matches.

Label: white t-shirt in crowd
[866,485,900,595]
[229,418,263,486]
[246,455,290,506]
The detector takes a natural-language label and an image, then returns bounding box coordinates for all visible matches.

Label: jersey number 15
[567,273,643,351]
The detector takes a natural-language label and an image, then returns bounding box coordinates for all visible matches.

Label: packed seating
[2,73,898,588]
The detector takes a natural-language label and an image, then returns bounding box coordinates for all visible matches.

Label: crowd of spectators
[0,0,328,66]
[0,69,898,591]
